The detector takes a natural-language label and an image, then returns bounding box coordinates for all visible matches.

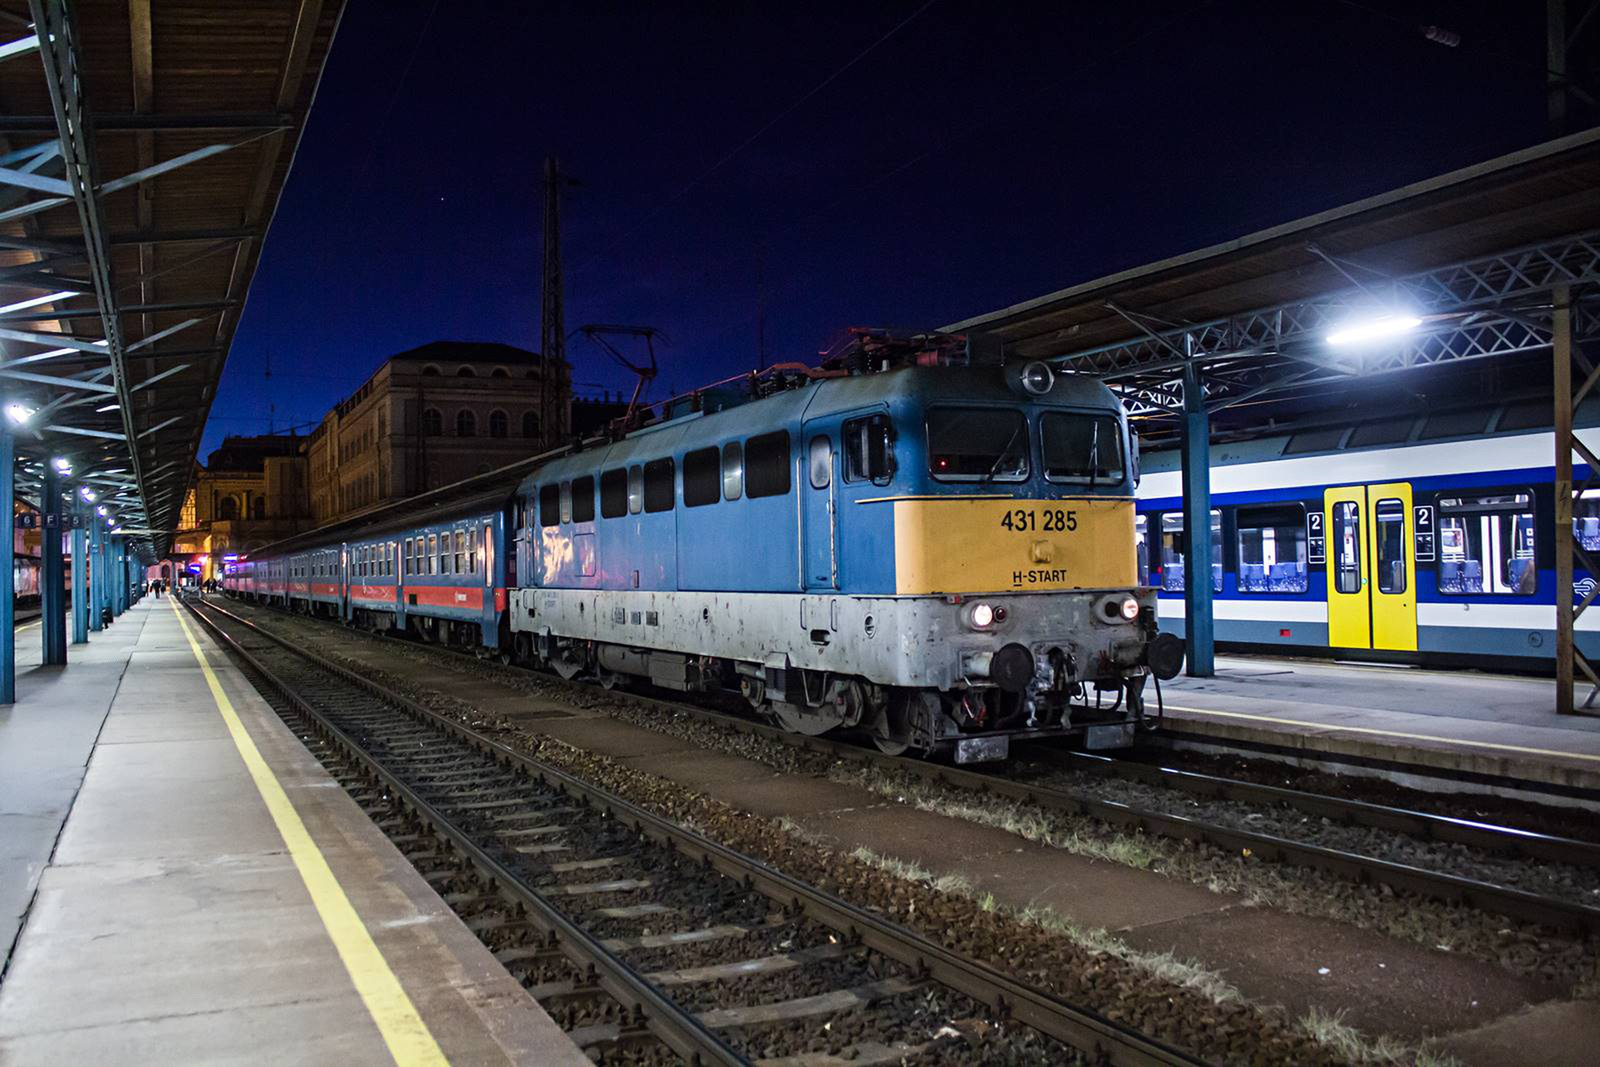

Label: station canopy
[945,128,1600,445]
[0,0,343,557]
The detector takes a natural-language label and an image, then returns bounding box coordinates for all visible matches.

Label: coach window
[1331,501,1362,594]
[454,530,466,573]
[1159,511,1222,593]
[722,442,744,500]
[1575,489,1600,552]
[746,430,791,498]
[1235,504,1309,593]
[1375,499,1406,595]
[1438,492,1536,595]
[426,533,438,575]
[539,484,560,527]
[1135,515,1149,586]
[684,447,720,507]
[927,408,1027,481]
[644,458,675,513]
[571,475,596,523]
[439,532,451,575]
[467,527,478,573]
[600,469,628,518]
[403,539,412,576]
[808,436,832,489]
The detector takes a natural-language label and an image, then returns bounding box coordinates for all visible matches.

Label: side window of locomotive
[539,485,560,528]
[683,447,720,507]
[1159,511,1222,592]
[926,407,1027,481]
[559,481,574,524]
[627,465,644,514]
[1438,492,1536,596]
[600,468,628,518]
[1041,412,1123,484]
[745,431,791,498]
[722,441,744,501]
[808,436,832,490]
[1236,504,1309,594]
[843,414,894,483]
[644,458,675,513]
[571,475,595,523]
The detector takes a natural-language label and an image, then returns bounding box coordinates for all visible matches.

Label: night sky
[203,0,1548,456]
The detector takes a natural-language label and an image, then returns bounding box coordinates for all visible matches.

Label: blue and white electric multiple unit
[226,333,1178,760]
[1136,399,1596,667]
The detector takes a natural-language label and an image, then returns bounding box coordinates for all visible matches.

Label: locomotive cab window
[1159,511,1222,592]
[927,407,1027,481]
[627,465,644,513]
[571,476,595,523]
[746,431,791,498]
[683,447,720,507]
[539,485,560,527]
[1236,504,1309,594]
[808,436,832,489]
[559,482,573,524]
[1438,492,1536,596]
[1041,412,1123,484]
[843,414,894,483]
[600,468,628,518]
[644,458,675,513]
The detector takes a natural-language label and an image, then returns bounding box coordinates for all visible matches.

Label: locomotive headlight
[970,603,995,628]
[1020,361,1054,395]
[1119,595,1140,621]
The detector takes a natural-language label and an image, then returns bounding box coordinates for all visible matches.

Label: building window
[1236,504,1308,594]
[644,458,674,513]
[746,431,791,499]
[456,366,476,377]
[218,496,239,520]
[422,364,441,376]
[422,408,443,436]
[1439,492,1536,595]
[1159,511,1222,593]
[457,410,476,437]
[489,410,508,438]
[683,447,720,507]
[522,412,541,438]
[251,496,265,519]
[491,367,509,378]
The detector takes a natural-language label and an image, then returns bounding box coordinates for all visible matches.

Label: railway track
[188,597,1202,1067]
[210,595,1600,936]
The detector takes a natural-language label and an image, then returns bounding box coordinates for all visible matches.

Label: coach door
[801,423,838,590]
[1324,483,1417,652]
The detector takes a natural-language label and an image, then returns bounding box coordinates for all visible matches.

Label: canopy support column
[0,428,13,703]
[89,518,104,631]
[40,467,66,665]
[1181,362,1214,677]
[71,501,87,643]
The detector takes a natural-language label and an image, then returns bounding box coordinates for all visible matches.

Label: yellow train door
[1323,484,1418,652]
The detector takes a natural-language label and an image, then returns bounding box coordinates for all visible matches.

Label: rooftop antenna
[577,324,665,426]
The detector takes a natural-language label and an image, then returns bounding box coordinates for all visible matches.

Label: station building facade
[304,341,570,527]
[169,434,314,579]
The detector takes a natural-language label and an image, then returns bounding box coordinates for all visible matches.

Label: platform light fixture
[1325,313,1422,347]
[0,290,77,316]
[80,488,96,502]
[95,403,120,413]
[95,505,107,516]
[51,456,71,474]
[4,402,34,424]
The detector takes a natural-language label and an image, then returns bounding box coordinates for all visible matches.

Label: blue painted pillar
[40,468,66,665]
[88,517,104,632]
[71,501,87,643]
[0,429,14,704]
[1180,363,1215,677]
[112,537,126,616]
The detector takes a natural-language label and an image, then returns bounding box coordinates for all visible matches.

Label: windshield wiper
[1087,421,1100,489]
[980,423,1025,485]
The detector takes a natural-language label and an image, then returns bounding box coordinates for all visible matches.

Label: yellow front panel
[892,497,1136,595]
[1368,482,1418,652]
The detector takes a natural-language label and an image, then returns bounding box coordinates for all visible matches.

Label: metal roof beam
[0,368,116,393]
[0,112,293,133]
[0,298,237,323]
[43,423,124,440]
[106,226,257,246]
[98,140,252,197]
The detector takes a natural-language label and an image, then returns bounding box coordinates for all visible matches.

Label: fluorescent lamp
[4,402,34,424]
[96,505,107,516]
[51,456,71,472]
[1326,314,1422,347]
[96,403,120,412]
[0,291,77,316]
[81,488,96,502]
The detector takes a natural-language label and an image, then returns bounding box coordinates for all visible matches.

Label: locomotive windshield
[1041,412,1124,484]
[927,407,1028,481]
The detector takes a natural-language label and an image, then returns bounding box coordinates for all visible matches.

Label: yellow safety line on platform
[169,601,449,1067]
[1164,703,1600,764]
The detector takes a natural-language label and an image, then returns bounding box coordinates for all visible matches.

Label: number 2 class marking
[1000,508,1077,532]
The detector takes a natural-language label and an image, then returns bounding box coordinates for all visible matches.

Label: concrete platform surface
[0,598,586,1066]
[1159,655,1600,791]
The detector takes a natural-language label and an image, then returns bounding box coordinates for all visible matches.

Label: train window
[1235,505,1309,594]
[683,447,720,507]
[600,468,628,518]
[926,408,1027,481]
[539,484,560,527]
[1575,490,1600,553]
[1375,499,1406,594]
[808,436,832,490]
[454,530,466,573]
[1041,412,1123,484]
[1282,428,1346,455]
[843,415,894,483]
[722,442,744,500]
[467,529,477,573]
[571,476,595,523]
[403,539,412,576]
[627,465,644,514]
[746,431,791,498]
[1348,418,1415,448]
[1135,514,1149,586]
[426,534,437,575]
[644,458,675,513]
[1331,502,1362,594]
[1438,492,1536,596]
[559,482,573,524]
[1159,511,1222,593]
[1420,409,1491,441]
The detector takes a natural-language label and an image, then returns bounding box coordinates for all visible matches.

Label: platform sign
[1306,509,1326,564]
[14,512,36,529]
[1413,504,1435,562]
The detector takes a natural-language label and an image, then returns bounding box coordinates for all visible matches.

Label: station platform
[1158,655,1600,797]
[0,597,585,1065]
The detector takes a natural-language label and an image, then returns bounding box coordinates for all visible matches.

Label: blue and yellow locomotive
[227,332,1176,759]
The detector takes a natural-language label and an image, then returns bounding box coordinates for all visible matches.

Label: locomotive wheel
[770,699,846,736]
[868,691,917,756]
